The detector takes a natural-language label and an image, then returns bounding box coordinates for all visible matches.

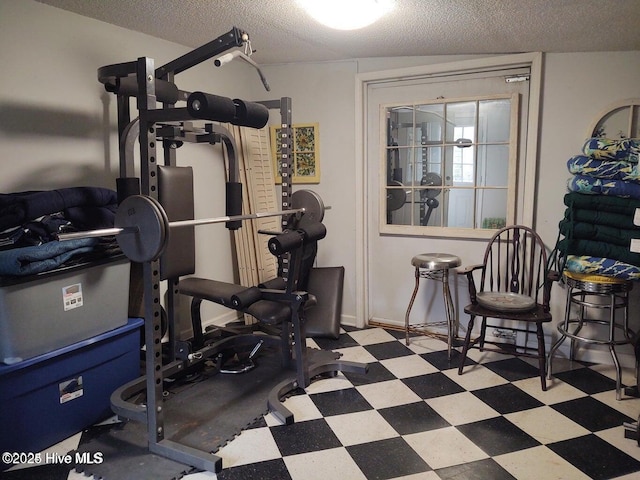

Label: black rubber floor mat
[72,347,329,479]
[0,463,72,480]
[73,422,193,480]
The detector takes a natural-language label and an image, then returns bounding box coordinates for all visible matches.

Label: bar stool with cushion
[546,271,634,400]
[405,253,462,360]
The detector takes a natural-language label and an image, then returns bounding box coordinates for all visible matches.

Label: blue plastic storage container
[0,317,142,469]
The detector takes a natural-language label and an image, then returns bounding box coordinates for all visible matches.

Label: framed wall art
[270,123,320,184]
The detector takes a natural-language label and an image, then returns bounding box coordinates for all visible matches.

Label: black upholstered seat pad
[177,277,291,324]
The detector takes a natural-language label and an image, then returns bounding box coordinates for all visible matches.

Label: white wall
[535,51,640,365]
[535,52,640,246]
[3,2,640,365]
[258,52,640,366]
[255,61,360,321]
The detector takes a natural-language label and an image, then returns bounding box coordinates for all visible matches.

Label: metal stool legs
[547,274,633,400]
[404,268,421,346]
[405,253,461,360]
[442,268,458,357]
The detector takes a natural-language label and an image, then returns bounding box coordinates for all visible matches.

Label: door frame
[354,52,543,328]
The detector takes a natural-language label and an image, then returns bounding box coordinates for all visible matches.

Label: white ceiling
[37,0,640,65]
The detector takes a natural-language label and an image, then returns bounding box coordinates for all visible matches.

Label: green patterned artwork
[270,123,320,184]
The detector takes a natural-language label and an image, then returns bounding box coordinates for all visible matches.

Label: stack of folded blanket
[0,187,119,276]
[553,138,640,280]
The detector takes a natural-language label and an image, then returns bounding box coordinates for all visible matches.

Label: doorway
[355,53,543,328]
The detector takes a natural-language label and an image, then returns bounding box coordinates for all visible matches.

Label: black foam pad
[225,182,243,230]
[231,286,262,309]
[268,231,303,256]
[233,99,269,129]
[105,76,179,104]
[116,177,140,204]
[187,92,237,122]
[300,222,327,243]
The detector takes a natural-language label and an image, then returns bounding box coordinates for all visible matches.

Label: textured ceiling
[37,0,640,65]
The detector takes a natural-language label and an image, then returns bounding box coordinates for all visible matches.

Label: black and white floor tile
[5,326,640,480]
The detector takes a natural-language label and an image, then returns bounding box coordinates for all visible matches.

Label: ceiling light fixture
[297,0,395,31]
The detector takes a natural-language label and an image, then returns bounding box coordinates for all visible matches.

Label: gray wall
[3,1,640,364]
[0,0,251,326]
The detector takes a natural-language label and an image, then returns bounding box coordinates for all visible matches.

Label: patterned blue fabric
[565,255,640,280]
[567,155,640,182]
[582,138,640,163]
[568,175,640,199]
[554,140,640,279]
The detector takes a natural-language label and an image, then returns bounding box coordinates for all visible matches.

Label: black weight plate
[421,172,442,199]
[115,195,168,262]
[386,180,406,211]
[291,189,325,222]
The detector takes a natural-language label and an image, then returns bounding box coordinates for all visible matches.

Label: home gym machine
[79,27,367,473]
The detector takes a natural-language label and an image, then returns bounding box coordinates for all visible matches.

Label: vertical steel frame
[135,56,223,472]
[101,29,303,473]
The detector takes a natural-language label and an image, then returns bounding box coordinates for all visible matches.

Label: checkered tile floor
[6,326,640,480]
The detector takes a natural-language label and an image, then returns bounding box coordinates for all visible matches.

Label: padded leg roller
[187,92,237,122]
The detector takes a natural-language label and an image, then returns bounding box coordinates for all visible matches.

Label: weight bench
[156,165,367,423]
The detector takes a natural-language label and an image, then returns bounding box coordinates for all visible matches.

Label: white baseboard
[369,316,638,370]
[551,345,637,370]
[340,313,358,329]
[368,316,404,329]
[181,310,241,339]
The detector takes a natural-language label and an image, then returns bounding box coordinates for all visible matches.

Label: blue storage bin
[0,317,142,468]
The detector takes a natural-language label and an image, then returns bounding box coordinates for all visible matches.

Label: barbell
[57,189,327,263]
